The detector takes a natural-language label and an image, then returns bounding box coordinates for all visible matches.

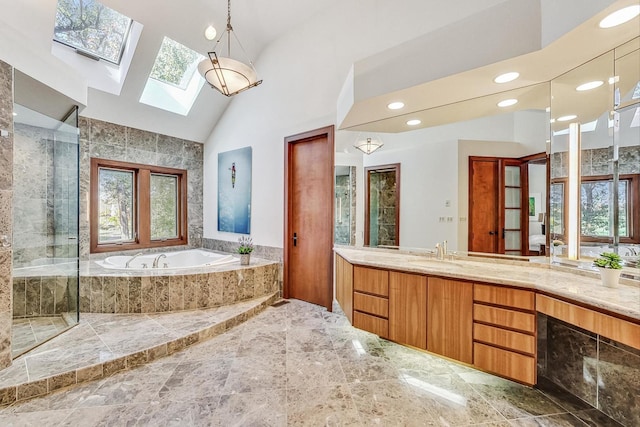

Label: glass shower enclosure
[11,104,80,358]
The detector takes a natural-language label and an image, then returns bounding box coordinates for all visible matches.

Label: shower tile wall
[0,60,13,369]
[334,169,355,245]
[537,314,640,426]
[78,118,204,260]
[370,171,396,246]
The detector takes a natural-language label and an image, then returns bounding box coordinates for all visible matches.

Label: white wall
[202,0,512,248]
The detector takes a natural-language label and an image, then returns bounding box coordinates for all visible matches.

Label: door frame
[364,163,401,247]
[283,125,335,309]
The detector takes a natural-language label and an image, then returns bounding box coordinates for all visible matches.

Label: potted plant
[238,236,254,265]
[593,252,622,288]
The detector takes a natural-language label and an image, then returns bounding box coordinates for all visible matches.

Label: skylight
[139,37,205,116]
[53,0,133,65]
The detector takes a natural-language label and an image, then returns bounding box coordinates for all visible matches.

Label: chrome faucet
[435,240,448,260]
[152,253,167,268]
[125,252,144,268]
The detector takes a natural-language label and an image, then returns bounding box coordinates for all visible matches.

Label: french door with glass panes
[469,157,525,255]
[500,159,524,256]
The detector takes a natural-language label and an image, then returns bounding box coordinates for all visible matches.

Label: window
[551,174,639,244]
[581,179,628,238]
[90,159,187,253]
[54,0,133,64]
[139,37,206,116]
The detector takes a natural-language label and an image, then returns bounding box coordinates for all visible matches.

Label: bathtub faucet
[153,253,167,268]
[125,252,144,269]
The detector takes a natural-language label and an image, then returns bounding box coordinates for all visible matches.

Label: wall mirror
[335,83,550,256]
[550,38,639,263]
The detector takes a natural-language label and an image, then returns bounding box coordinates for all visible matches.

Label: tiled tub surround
[13,254,279,315]
[0,293,278,407]
[78,117,204,260]
[538,315,640,427]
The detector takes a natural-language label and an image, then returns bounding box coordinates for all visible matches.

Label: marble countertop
[335,247,640,321]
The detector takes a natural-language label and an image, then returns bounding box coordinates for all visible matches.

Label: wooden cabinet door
[335,255,353,323]
[389,271,427,349]
[427,277,473,364]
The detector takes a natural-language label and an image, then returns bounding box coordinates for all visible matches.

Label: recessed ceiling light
[557,115,577,122]
[608,76,619,85]
[599,5,640,28]
[406,119,421,126]
[545,107,551,112]
[497,99,518,108]
[576,81,604,91]
[12,112,17,116]
[387,102,404,110]
[204,25,217,40]
[494,72,520,84]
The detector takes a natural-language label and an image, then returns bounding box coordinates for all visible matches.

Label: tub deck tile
[0,293,277,406]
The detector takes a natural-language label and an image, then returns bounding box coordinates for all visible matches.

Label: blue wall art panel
[218,146,252,234]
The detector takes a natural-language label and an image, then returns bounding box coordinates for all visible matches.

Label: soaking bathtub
[95,249,237,270]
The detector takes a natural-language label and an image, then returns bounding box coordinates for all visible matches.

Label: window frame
[551,173,640,244]
[53,0,134,65]
[90,158,188,253]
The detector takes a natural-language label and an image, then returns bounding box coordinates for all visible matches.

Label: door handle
[293,232,297,247]
[489,231,497,235]
[502,228,505,239]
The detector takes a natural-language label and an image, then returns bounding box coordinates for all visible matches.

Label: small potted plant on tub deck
[593,252,623,288]
[238,236,254,266]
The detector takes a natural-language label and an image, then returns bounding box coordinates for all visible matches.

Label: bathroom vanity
[334,247,640,388]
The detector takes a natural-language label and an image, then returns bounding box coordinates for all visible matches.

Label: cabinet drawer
[474,304,536,333]
[474,342,536,385]
[353,311,388,338]
[474,323,536,355]
[474,284,535,311]
[354,266,389,296]
[354,292,388,318]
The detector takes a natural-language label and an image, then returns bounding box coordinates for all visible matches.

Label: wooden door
[389,271,427,349]
[469,158,500,252]
[427,277,473,364]
[284,126,334,310]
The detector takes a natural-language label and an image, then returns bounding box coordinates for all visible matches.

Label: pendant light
[198,0,262,96]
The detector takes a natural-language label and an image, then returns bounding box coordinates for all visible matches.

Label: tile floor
[11,317,70,358]
[0,300,623,426]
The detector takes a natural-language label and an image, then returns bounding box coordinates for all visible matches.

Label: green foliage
[150,174,178,239]
[237,236,254,254]
[98,169,133,241]
[593,252,623,270]
[150,38,201,87]
[581,181,628,237]
[54,0,131,63]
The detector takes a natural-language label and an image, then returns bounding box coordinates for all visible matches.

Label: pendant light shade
[354,135,383,155]
[199,0,262,96]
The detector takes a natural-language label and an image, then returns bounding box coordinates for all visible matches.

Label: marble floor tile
[287,384,361,426]
[1,298,626,426]
[158,359,230,402]
[60,403,148,426]
[286,350,346,389]
[286,327,334,353]
[210,388,287,427]
[0,408,72,426]
[222,353,286,394]
[405,373,507,426]
[459,371,567,420]
[349,379,436,426]
[507,412,588,426]
[237,330,286,357]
